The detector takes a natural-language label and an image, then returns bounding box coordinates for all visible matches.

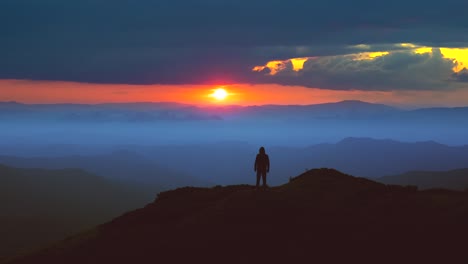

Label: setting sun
[210,88,229,101]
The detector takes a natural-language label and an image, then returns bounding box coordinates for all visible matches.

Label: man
[254,147,270,188]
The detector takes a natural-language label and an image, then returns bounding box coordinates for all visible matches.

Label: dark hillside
[0,151,206,189]
[0,165,154,262]
[378,168,468,190]
[8,169,468,264]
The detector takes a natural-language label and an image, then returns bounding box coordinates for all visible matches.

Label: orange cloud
[252,60,288,75]
[252,57,310,75]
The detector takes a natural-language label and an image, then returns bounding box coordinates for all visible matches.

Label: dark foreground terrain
[378,168,468,190]
[0,164,154,261]
[7,169,468,263]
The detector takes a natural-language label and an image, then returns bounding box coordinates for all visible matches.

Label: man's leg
[262,171,267,187]
[256,171,261,187]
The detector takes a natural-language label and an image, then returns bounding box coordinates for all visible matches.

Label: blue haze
[1,100,468,188]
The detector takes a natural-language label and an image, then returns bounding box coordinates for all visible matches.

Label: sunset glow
[210,88,229,101]
[410,46,468,72]
[290,58,308,71]
[4,1,468,261]
[2,79,468,108]
[353,51,390,60]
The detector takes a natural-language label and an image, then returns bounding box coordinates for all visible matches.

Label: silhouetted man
[254,147,270,188]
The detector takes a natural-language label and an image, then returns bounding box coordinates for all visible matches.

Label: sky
[2,0,468,107]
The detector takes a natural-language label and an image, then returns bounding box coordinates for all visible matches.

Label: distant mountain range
[8,169,468,263]
[0,164,153,261]
[221,100,401,120]
[1,100,468,122]
[0,101,220,122]
[1,138,468,188]
[378,168,468,190]
[1,100,467,146]
[132,138,468,185]
[295,137,468,178]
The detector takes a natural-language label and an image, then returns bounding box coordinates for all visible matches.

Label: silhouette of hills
[2,138,468,186]
[3,100,468,122]
[378,168,468,190]
[8,169,468,263]
[0,151,208,189]
[225,100,400,120]
[133,138,468,185]
[3,100,468,146]
[290,137,468,178]
[0,164,154,262]
[405,106,468,120]
[0,100,395,122]
[0,101,220,121]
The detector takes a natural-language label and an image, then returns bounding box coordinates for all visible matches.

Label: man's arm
[266,155,270,173]
[254,155,257,171]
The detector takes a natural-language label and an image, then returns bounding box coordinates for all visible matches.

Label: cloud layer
[252,47,468,90]
[1,0,468,91]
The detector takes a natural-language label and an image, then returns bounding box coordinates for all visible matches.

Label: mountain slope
[378,168,468,190]
[0,164,154,262]
[293,137,468,178]
[0,151,208,189]
[9,169,468,264]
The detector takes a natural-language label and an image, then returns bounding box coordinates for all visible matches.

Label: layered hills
[379,168,468,190]
[0,164,155,262]
[8,168,468,263]
[2,100,468,147]
[0,151,207,190]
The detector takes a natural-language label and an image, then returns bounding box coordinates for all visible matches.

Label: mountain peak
[337,137,399,145]
[337,99,371,104]
[334,100,390,107]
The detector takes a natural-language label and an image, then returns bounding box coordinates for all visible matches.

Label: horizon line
[1,100,468,110]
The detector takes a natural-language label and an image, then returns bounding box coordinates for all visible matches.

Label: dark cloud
[1,0,468,88]
[252,49,461,90]
[453,68,468,82]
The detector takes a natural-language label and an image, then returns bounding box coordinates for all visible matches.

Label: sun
[210,88,229,101]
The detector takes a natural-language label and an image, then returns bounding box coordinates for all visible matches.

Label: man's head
[259,147,265,154]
